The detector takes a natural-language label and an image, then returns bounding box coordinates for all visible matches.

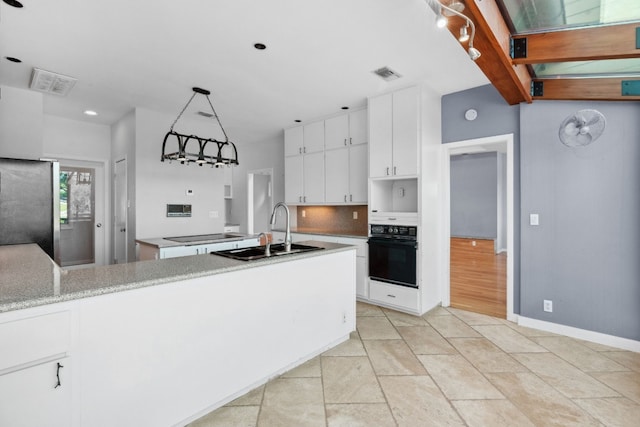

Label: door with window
[58,160,106,267]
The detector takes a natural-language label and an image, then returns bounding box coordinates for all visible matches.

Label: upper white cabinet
[369,86,419,178]
[284,126,304,157]
[325,109,367,150]
[303,121,325,154]
[285,109,366,205]
[324,109,368,204]
[284,124,325,205]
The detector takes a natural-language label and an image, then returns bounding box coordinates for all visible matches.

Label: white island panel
[77,249,356,427]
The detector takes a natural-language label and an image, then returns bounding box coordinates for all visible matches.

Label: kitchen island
[0,242,356,427]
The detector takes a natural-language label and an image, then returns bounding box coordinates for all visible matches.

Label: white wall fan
[558,109,606,147]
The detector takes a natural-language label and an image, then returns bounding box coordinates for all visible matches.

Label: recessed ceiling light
[254,43,266,50]
[341,106,349,110]
[84,110,98,116]
[5,56,22,63]
[3,0,23,8]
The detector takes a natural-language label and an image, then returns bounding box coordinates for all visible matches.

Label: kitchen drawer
[0,311,71,373]
[369,280,419,312]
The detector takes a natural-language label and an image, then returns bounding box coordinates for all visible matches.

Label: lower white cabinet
[291,233,368,299]
[0,310,72,427]
[0,356,72,427]
[369,280,420,313]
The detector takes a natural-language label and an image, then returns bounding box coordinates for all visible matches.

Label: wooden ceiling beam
[513,23,640,64]
[532,78,640,101]
[443,0,532,105]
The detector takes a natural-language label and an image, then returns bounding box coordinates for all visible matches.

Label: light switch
[530,214,539,226]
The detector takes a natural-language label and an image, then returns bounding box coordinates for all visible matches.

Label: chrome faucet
[257,232,271,257]
[270,202,291,252]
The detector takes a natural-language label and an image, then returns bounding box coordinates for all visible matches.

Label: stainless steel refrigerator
[0,157,60,264]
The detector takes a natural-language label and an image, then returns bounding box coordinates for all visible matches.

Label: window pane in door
[59,166,95,266]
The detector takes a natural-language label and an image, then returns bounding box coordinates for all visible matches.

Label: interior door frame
[440,133,516,321]
[247,168,273,235]
[45,154,109,267]
[114,158,128,264]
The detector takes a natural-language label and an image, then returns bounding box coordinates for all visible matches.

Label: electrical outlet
[543,300,553,312]
[186,189,194,196]
[353,211,358,220]
[530,213,539,226]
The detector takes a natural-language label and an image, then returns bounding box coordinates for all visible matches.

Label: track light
[459,24,470,42]
[428,0,481,62]
[435,12,447,28]
[468,47,481,60]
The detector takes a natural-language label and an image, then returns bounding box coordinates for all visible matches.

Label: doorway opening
[441,134,515,321]
[247,169,273,235]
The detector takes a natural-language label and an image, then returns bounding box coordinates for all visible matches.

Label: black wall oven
[368,224,418,288]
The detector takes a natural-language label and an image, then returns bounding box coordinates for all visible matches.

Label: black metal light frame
[161,87,239,167]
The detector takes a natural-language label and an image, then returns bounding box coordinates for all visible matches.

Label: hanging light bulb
[468,46,481,60]
[436,12,448,28]
[459,24,470,42]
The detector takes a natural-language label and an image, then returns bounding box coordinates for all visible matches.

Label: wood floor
[450,237,506,319]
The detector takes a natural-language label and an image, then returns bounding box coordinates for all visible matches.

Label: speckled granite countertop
[0,241,353,314]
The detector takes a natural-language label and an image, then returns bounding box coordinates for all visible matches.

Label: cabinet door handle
[393,166,397,175]
[350,194,353,202]
[386,294,396,298]
[299,147,302,154]
[344,138,347,146]
[344,195,347,202]
[55,362,64,388]
[304,196,307,203]
[386,167,389,176]
[349,137,352,145]
[303,147,307,153]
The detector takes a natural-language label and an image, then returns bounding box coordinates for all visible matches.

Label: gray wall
[442,84,521,313]
[450,152,498,239]
[520,100,640,341]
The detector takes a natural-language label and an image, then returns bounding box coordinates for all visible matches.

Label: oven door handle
[367,238,417,249]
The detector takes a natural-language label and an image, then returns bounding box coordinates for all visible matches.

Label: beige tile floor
[189,302,640,427]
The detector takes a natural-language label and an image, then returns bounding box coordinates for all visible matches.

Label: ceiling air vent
[29,68,77,96]
[372,66,402,82]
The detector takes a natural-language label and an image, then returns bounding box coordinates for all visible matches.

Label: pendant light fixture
[161,87,239,167]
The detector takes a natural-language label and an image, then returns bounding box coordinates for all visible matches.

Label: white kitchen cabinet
[303,121,325,154]
[325,143,368,204]
[325,148,349,203]
[285,124,325,205]
[286,152,324,204]
[325,114,349,150]
[285,155,304,204]
[291,233,368,298]
[302,152,325,203]
[0,310,72,427]
[284,126,304,157]
[369,86,419,178]
[0,356,72,427]
[325,110,367,150]
[369,280,420,313]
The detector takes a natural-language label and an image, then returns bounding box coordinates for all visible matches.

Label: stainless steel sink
[211,243,324,261]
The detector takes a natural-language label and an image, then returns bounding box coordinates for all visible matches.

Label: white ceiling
[0,0,489,144]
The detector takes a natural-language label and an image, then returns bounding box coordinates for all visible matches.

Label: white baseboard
[518,316,640,353]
